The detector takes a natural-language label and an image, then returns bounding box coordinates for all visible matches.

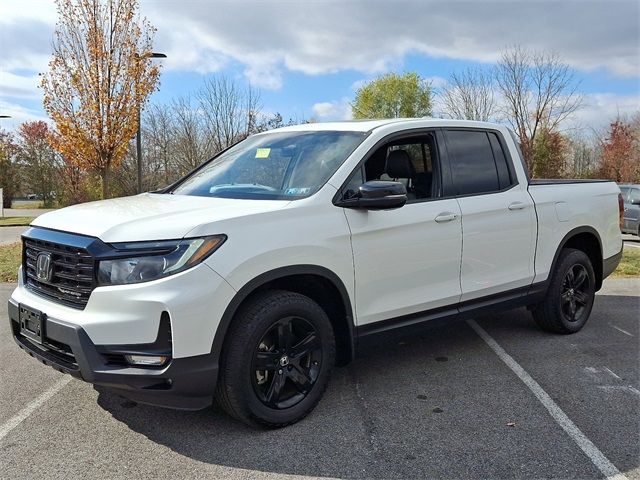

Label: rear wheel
[532,248,596,334]
[216,290,335,428]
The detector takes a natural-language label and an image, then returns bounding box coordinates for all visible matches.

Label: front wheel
[216,290,335,428]
[532,248,596,334]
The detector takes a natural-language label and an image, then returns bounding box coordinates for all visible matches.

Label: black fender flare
[210,264,356,364]
[543,225,603,291]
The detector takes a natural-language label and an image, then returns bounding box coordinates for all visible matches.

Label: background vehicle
[619,184,640,236]
[8,119,623,428]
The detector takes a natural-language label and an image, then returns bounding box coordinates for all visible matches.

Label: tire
[532,248,596,334]
[216,289,336,428]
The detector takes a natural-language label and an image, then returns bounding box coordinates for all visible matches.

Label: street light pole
[136,52,166,194]
[136,105,143,194]
[0,115,11,217]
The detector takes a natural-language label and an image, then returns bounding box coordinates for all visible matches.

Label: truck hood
[31,193,291,242]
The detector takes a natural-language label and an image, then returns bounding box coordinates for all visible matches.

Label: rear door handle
[435,212,458,223]
[508,202,527,211]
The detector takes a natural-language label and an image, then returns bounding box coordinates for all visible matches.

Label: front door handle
[508,202,527,210]
[435,212,459,223]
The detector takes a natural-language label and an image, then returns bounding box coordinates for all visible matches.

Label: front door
[340,132,463,326]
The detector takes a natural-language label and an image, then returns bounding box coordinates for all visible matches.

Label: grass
[12,201,45,209]
[0,217,35,226]
[0,243,20,282]
[612,246,640,277]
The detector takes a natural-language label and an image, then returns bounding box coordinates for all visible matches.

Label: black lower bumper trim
[603,248,623,280]
[8,299,218,410]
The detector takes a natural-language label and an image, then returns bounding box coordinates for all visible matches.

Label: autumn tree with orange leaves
[17,121,61,207]
[41,0,160,198]
[0,130,18,208]
[598,119,640,183]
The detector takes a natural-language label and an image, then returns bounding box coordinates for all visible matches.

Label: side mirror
[336,180,407,210]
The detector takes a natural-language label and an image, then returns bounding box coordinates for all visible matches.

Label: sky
[0,0,639,134]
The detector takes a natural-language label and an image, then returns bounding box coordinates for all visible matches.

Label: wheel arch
[548,226,604,291]
[211,265,355,368]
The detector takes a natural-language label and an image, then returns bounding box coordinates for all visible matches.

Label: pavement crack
[348,369,379,455]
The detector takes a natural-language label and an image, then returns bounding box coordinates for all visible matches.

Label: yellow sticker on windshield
[255,148,271,158]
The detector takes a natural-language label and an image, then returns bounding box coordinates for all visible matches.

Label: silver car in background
[619,184,640,236]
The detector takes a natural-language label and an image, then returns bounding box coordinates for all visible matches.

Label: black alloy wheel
[252,316,322,409]
[216,290,335,427]
[559,263,591,322]
[532,248,596,334]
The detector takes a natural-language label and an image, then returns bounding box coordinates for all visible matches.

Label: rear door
[443,129,537,301]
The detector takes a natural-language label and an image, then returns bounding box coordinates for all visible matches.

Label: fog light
[124,354,170,367]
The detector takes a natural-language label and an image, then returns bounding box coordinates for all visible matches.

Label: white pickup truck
[9,119,623,427]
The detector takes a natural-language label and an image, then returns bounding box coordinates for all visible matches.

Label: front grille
[24,238,95,309]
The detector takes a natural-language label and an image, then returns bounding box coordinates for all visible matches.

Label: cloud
[140,0,639,86]
[0,99,50,131]
[2,1,638,94]
[312,99,353,121]
[566,92,640,130]
[0,72,42,99]
[0,0,637,133]
[426,76,448,89]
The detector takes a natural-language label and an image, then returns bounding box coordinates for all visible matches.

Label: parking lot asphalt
[0,279,638,480]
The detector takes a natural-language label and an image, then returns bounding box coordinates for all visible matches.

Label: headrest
[385,149,414,179]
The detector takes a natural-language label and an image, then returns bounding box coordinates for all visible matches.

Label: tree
[17,121,61,207]
[352,72,432,119]
[0,130,18,208]
[41,0,161,198]
[495,46,582,173]
[253,112,301,133]
[598,118,640,183]
[565,133,600,179]
[171,95,213,174]
[143,103,174,185]
[197,76,261,152]
[530,127,567,178]
[440,68,496,121]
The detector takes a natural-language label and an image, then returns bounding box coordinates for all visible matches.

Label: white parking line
[467,319,628,480]
[597,385,640,398]
[611,325,634,337]
[603,367,621,380]
[0,376,71,441]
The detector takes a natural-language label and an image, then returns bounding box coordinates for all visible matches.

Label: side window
[630,188,640,204]
[488,132,514,189]
[343,133,439,202]
[343,166,364,199]
[446,130,499,195]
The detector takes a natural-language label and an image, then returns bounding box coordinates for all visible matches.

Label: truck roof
[267,118,505,133]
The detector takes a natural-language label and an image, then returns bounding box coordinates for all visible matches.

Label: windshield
[171,130,366,200]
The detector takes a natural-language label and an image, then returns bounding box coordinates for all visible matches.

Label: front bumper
[9,299,218,410]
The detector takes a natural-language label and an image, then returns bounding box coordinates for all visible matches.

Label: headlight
[97,235,226,286]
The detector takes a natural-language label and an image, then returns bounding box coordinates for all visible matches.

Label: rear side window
[488,133,514,189]
[445,130,499,195]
